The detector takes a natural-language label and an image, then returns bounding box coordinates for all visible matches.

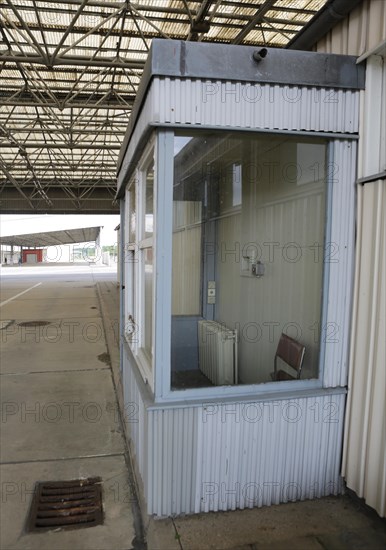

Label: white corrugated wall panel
[342,52,386,518]
[319,1,385,513]
[316,0,386,56]
[147,406,199,516]
[358,55,385,179]
[122,349,148,495]
[323,140,357,388]
[152,79,359,135]
[117,91,156,189]
[147,394,345,516]
[342,181,386,518]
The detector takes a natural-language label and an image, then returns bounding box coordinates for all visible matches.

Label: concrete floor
[1,264,385,550]
[0,264,140,550]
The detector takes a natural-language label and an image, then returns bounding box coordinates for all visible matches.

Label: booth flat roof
[0,227,101,248]
[138,39,365,89]
[118,39,366,170]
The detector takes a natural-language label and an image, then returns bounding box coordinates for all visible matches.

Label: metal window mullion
[154,130,174,400]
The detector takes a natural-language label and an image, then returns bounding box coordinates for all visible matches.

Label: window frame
[123,178,137,344]
[152,130,338,402]
[124,138,156,390]
[123,130,354,403]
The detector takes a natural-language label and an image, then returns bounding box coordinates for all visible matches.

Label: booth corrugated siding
[118,81,359,189]
[146,394,346,516]
[154,80,359,133]
[323,140,357,388]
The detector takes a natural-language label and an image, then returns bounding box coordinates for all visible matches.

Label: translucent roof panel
[0,0,329,213]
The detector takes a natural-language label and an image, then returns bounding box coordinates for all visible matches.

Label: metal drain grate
[27,477,103,532]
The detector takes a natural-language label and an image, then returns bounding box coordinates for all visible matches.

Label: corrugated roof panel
[0,0,338,212]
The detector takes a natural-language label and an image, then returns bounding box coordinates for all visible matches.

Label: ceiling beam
[0,142,122,149]
[233,0,279,44]
[0,166,117,172]
[0,159,36,209]
[0,128,126,135]
[0,182,117,189]
[1,13,302,37]
[0,52,146,70]
[0,91,135,110]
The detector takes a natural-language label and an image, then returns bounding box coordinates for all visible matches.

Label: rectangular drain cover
[27,477,103,532]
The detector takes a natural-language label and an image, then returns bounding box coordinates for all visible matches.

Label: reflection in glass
[144,247,153,362]
[171,132,327,390]
[129,185,136,243]
[145,162,154,238]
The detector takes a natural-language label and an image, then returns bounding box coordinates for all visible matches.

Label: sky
[0,214,120,247]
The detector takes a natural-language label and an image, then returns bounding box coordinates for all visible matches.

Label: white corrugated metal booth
[116,40,365,517]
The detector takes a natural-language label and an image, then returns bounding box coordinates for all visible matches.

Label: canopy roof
[0,1,335,213]
[0,226,101,247]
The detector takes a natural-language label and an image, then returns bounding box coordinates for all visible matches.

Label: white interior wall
[172,201,202,315]
[216,142,325,384]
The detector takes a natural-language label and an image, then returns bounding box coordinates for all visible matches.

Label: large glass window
[171,131,327,390]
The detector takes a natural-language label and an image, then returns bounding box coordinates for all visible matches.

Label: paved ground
[1,264,385,550]
[0,264,142,550]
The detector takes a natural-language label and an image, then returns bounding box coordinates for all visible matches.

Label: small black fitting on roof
[253,48,268,63]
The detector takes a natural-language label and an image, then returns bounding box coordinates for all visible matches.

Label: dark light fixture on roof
[190,21,211,34]
[253,48,268,63]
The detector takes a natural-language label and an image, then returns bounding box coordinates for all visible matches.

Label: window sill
[152,384,347,409]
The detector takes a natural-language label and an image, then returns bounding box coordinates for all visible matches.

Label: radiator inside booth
[198,320,238,385]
